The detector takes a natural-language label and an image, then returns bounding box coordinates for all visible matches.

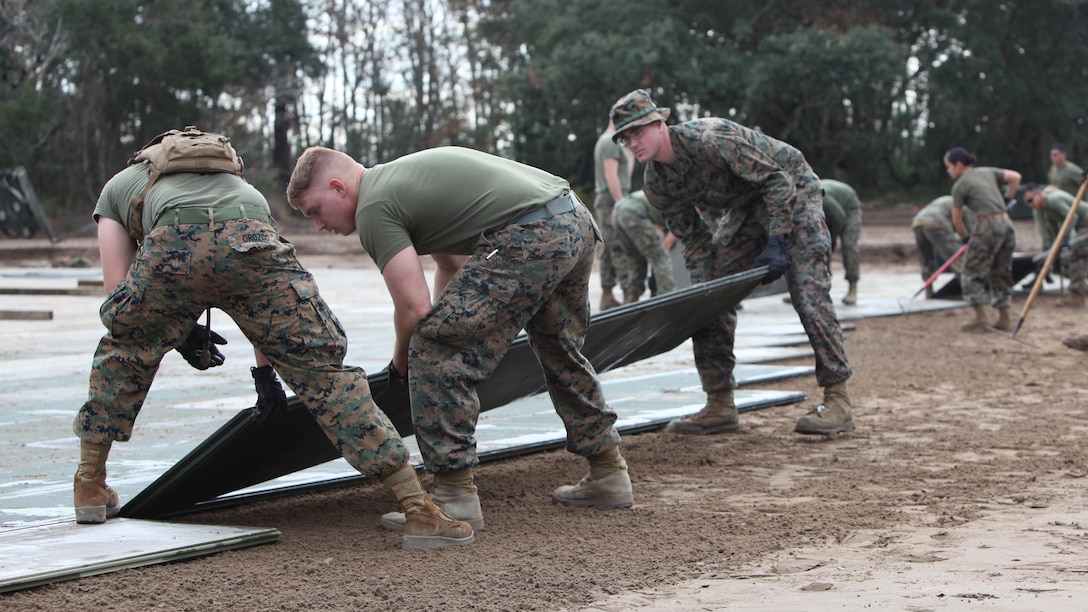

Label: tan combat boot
[842,280,858,306]
[380,467,485,532]
[795,380,856,436]
[961,304,991,332]
[385,465,474,550]
[1062,334,1088,351]
[992,306,1014,332]
[552,446,634,508]
[74,440,121,524]
[665,390,740,435]
[600,291,621,310]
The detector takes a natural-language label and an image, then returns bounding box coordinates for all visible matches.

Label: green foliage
[924,0,1088,184]
[5,0,1088,231]
[1,0,318,224]
[743,26,908,186]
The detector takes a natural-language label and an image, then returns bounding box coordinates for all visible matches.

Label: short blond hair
[286,146,344,209]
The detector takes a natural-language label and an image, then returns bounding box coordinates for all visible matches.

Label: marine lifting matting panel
[0,519,279,594]
[132,374,808,517]
[932,252,1037,299]
[120,269,768,519]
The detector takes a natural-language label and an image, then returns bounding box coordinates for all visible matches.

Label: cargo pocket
[289,274,348,355]
[507,223,578,261]
[416,266,519,348]
[99,281,144,338]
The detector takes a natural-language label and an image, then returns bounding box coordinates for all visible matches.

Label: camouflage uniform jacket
[642,118,822,251]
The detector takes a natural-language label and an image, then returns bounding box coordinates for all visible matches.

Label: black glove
[250,365,289,427]
[371,360,410,410]
[176,324,227,370]
[387,360,408,388]
[371,360,409,392]
[752,235,792,285]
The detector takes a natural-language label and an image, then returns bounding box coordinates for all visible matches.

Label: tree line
[3,0,1087,231]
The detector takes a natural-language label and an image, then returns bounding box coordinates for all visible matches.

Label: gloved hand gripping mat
[120,269,765,518]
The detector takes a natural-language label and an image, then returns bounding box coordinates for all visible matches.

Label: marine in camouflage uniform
[77,149,473,551]
[944,147,1020,332]
[911,196,975,295]
[609,89,854,436]
[611,189,677,301]
[286,145,634,533]
[821,179,862,305]
[1025,184,1088,307]
[593,121,631,309]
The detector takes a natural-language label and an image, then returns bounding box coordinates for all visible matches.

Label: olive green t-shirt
[1032,187,1088,249]
[93,164,270,236]
[951,167,1007,216]
[1048,160,1084,196]
[912,195,978,233]
[593,130,630,195]
[820,179,861,212]
[356,147,570,270]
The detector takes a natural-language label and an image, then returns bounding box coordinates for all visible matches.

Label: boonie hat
[610,89,671,143]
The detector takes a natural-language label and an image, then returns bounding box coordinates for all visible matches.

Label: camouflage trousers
[962,216,1016,308]
[687,193,852,389]
[612,201,677,298]
[592,191,619,290]
[840,207,862,282]
[1060,234,1088,295]
[408,201,619,473]
[913,222,967,281]
[74,217,408,479]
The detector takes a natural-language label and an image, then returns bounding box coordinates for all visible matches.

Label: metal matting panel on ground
[0,518,279,594]
[141,383,808,516]
[932,252,1036,299]
[120,269,767,520]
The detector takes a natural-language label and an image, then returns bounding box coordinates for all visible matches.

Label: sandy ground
[6,208,1088,611]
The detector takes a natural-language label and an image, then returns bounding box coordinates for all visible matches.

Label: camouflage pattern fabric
[408,203,620,472]
[611,192,676,297]
[839,205,862,282]
[592,130,630,293]
[592,190,619,291]
[74,219,408,478]
[821,180,862,282]
[961,215,1016,308]
[643,119,852,389]
[821,195,861,281]
[912,196,972,281]
[1060,241,1088,295]
[913,224,967,281]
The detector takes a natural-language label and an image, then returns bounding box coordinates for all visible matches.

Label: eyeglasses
[616,124,651,146]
